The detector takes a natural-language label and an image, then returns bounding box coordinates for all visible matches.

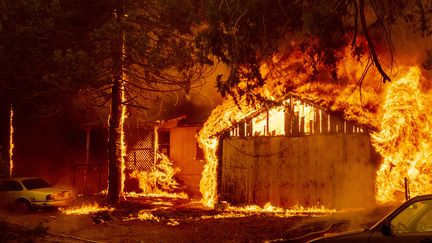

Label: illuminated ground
[0,195,395,242]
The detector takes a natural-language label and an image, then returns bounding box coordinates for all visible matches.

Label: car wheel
[15,199,30,214]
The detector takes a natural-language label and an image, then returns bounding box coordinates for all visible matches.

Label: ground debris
[278,219,350,242]
[0,195,393,243]
[0,220,47,242]
[91,211,113,224]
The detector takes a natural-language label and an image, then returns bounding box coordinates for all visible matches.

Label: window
[0,180,23,191]
[22,178,51,190]
[391,199,432,233]
[417,207,432,232]
[158,130,170,157]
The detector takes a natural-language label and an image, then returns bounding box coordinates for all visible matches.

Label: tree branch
[359,0,391,83]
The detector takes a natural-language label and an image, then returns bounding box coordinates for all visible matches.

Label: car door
[0,180,24,204]
[369,199,432,243]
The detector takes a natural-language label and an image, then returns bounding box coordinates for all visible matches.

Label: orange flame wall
[372,67,432,203]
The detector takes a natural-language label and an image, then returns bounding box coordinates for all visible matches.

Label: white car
[0,177,75,213]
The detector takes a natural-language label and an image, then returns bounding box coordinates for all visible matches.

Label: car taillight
[46,194,53,200]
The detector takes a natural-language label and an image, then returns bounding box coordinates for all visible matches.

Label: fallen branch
[46,231,104,243]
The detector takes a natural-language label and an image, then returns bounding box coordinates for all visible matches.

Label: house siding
[220,134,376,209]
[170,126,205,198]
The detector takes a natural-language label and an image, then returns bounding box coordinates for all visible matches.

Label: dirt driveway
[0,195,394,243]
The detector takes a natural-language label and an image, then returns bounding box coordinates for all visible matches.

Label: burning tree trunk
[0,102,11,178]
[107,0,126,204]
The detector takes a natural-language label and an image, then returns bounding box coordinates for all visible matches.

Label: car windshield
[21,178,51,190]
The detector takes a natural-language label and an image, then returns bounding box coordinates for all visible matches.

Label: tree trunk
[0,101,11,178]
[107,0,125,205]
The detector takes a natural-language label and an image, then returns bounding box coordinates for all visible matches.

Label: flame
[268,106,285,135]
[9,105,14,177]
[61,202,114,215]
[198,93,359,207]
[372,67,432,203]
[117,30,127,196]
[123,203,337,224]
[120,81,127,195]
[198,97,257,207]
[199,43,432,208]
[129,151,183,195]
[125,191,189,199]
[197,202,340,220]
[197,46,380,207]
[251,111,267,136]
[225,202,337,215]
[124,210,180,226]
[124,210,161,222]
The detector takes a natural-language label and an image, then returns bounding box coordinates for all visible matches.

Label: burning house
[199,94,379,210]
[157,116,206,198]
[222,97,377,209]
[124,113,207,198]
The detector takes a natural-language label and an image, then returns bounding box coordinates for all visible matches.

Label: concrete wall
[220,134,376,209]
[170,126,205,198]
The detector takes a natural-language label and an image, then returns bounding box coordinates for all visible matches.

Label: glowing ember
[9,106,14,177]
[225,202,337,215]
[372,67,432,203]
[166,219,180,226]
[125,191,188,199]
[61,202,114,215]
[124,210,182,224]
[151,201,174,206]
[135,210,160,222]
[198,202,339,220]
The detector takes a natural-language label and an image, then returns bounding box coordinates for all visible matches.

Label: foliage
[0,0,210,204]
[0,0,208,118]
[196,0,432,105]
[0,0,105,118]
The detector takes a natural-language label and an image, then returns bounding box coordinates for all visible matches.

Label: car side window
[390,199,432,233]
[416,205,432,232]
[0,180,23,191]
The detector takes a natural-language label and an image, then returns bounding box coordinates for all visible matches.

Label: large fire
[197,47,378,208]
[372,67,432,203]
[198,40,432,209]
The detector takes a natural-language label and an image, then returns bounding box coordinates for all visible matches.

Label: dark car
[310,194,432,243]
